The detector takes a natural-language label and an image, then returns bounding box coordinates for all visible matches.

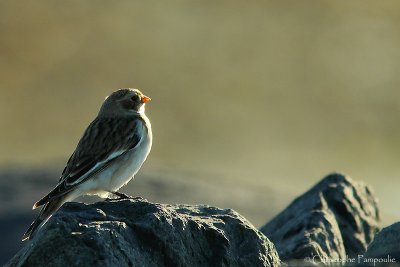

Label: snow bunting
[22,88,152,241]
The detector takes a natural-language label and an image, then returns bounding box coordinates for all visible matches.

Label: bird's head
[99,88,151,117]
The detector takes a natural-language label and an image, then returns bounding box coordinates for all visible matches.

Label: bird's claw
[112,191,131,199]
[106,191,144,201]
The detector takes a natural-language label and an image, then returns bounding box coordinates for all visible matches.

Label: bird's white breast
[108,127,152,191]
[79,116,152,198]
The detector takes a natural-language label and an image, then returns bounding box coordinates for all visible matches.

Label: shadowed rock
[260,173,380,264]
[364,222,400,263]
[6,198,280,267]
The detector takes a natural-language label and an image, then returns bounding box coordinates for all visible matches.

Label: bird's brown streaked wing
[33,116,144,208]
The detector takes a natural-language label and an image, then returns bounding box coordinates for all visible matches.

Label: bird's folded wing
[34,117,144,208]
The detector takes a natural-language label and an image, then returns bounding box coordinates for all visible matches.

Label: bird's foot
[112,191,132,199]
[105,191,131,200]
[130,196,144,201]
[105,191,144,201]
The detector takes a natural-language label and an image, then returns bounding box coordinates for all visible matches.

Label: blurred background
[1,0,400,264]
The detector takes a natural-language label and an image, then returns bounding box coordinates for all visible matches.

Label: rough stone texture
[7,198,280,267]
[260,173,380,264]
[365,222,400,262]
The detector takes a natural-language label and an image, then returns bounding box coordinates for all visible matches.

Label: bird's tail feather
[22,197,64,241]
[33,185,73,209]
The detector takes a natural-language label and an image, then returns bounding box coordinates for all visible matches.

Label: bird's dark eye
[131,94,140,102]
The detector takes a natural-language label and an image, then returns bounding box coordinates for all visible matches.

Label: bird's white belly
[78,133,152,198]
[109,140,151,190]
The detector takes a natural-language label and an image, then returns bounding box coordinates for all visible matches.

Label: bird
[22,88,152,241]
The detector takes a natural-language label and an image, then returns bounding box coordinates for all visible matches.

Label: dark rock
[6,198,280,267]
[0,167,58,266]
[260,173,380,264]
[364,222,400,263]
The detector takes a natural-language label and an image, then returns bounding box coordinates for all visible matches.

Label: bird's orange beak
[141,95,151,103]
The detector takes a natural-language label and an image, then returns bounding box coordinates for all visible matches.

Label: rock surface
[365,222,400,262]
[260,173,380,264]
[7,198,280,267]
